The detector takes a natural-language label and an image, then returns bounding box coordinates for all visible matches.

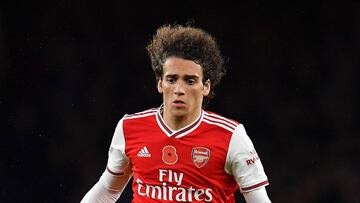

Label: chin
[171,108,188,117]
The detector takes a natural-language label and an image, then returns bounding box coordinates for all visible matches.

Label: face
[157,57,211,120]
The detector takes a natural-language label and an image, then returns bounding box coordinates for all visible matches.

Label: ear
[157,80,163,93]
[202,80,211,96]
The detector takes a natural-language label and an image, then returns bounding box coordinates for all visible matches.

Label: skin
[157,57,211,130]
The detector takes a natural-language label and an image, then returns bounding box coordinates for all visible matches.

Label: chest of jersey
[123,116,238,202]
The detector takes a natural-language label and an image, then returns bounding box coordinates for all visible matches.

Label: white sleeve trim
[224,124,269,192]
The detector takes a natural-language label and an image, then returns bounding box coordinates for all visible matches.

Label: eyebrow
[165,74,200,79]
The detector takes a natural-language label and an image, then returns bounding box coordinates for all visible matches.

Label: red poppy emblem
[192,147,210,168]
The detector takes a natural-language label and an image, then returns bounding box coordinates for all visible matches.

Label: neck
[162,107,201,131]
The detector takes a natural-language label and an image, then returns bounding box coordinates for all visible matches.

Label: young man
[81,24,271,202]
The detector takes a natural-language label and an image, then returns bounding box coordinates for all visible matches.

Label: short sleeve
[225,124,269,193]
[107,117,131,175]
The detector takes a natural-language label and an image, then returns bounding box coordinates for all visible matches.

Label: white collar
[155,104,203,138]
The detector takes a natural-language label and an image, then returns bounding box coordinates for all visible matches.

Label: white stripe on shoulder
[124,110,157,119]
[133,108,158,115]
[204,111,239,126]
[203,118,235,133]
[203,115,238,130]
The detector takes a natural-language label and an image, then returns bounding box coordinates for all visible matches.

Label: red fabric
[123,112,238,203]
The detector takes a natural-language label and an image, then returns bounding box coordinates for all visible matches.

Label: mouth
[173,100,185,104]
[173,100,186,107]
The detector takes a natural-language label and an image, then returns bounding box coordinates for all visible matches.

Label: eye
[186,79,196,85]
[166,78,176,84]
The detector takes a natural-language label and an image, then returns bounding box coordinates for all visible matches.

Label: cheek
[161,86,175,97]
[162,85,172,93]
[191,89,204,99]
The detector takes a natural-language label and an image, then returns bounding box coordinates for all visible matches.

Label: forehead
[163,57,203,77]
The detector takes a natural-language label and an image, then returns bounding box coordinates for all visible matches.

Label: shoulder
[203,110,241,133]
[123,107,158,120]
[118,108,158,135]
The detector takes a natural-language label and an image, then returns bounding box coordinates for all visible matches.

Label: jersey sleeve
[225,124,269,193]
[107,117,132,175]
[81,117,133,202]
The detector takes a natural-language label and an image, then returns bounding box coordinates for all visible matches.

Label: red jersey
[107,107,269,202]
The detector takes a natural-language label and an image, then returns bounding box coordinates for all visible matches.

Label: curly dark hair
[146,24,226,106]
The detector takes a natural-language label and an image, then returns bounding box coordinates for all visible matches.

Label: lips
[173,100,185,104]
[173,100,186,107]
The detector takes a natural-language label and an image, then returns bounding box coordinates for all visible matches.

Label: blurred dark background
[1,0,359,202]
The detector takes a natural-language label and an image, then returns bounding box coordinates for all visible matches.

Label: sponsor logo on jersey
[137,146,151,157]
[246,149,260,165]
[136,169,213,202]
[162,145,178,165]
[192,147,210,168]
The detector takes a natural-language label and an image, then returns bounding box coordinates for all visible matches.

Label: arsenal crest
[191,147,210,168]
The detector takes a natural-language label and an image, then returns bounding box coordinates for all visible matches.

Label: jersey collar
[156,104,203,138]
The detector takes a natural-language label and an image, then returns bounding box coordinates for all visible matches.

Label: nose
[174,81,185,95]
